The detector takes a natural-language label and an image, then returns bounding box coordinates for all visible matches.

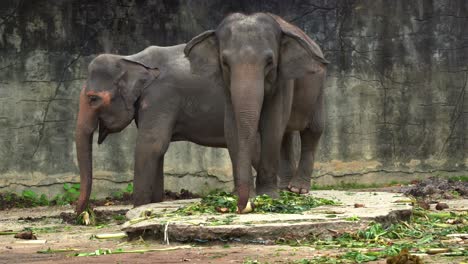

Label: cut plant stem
[14,239,47,244]
[0,231,18,235]
[426,248,451,254]
[75,245,192,257]
[37,248,79,254]
[95,232,128,239]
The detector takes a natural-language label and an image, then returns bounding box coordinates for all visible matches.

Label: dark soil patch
[60,209,129,225]
[79,189,199,207]
[405,177,468,199]
[165,189,200,200]
[0,189,199,211]
[88,192,133,207]
[0,193,40,210]
[58,189,199,225]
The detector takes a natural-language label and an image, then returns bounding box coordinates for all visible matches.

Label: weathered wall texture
[0,0,466,197]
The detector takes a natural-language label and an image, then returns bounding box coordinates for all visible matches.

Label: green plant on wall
[52,183,81,205]
[21,189,49,206]
[111,183,133,199]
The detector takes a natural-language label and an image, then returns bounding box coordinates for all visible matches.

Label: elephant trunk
[75,88,98,215]
[230,66,264,212]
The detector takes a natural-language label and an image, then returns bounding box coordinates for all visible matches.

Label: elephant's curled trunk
[75,88,98,215]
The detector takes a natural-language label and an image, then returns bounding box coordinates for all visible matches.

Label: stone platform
[122,190,413,242]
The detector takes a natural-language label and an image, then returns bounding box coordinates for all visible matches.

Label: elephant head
[184,13,328,212]
[75,53,159,214]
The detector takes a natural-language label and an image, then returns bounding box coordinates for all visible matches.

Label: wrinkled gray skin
[185,13,328,212]
[75,45,236,214]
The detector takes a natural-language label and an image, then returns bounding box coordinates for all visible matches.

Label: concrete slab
[122,191,413,242]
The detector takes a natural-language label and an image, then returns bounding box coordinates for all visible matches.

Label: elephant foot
[256,185,280,199]
[237,201,254,214]
[288,176,311,194]
[277,176,293,190]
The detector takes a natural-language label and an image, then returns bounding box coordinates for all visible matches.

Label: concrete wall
[0,0,466,198]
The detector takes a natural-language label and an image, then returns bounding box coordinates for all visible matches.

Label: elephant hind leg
[288,93,324,194]
[288,128,322,194]
[278,131,299,190]
[151,157,165,203]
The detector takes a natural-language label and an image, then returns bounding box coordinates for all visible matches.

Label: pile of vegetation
[280,207,467,263]
[175,191,338,215]
[405,176,468,199]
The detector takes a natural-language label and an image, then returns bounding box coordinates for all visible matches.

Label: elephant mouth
[98,120,109,145]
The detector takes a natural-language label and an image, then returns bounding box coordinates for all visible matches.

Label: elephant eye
[221,53,230,70]
[266,56,274,67]
[88,95,101,104]
[221,59,229,69]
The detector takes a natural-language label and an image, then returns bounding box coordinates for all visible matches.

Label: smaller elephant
[75,44,266,214]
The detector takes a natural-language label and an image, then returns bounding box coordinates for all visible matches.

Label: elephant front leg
[256,91,292,198]
[256,125,283,198]
[133,131,170,207]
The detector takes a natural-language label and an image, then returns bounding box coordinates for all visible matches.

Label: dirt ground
[1,180,467,264]
[0,233,464,264]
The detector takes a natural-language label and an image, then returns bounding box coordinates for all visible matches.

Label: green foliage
[341,251,378,263]
[111,183,134,199]
[175,191,338,215]
[207,215,237,226]
[0,183,81,208]
[20,190,49,206]
[52,183,80,205]
[254,191,338,214]
[280,206,467,263]
[345,216,360,222]
[294,257,343,264]
[176,191,237,215]
[112,214,126,221]
[449,175,468,182]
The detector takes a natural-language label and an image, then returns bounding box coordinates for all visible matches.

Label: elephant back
[124,44,187,70]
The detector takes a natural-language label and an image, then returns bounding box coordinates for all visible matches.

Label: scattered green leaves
[279,206,467,263]
[342,251,378,263]
[176,191,238,215]
[175,191,338,215]
[207,215,237,226]
[345,216,360,221]
[254,191,338,214]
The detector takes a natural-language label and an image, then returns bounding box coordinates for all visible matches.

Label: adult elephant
[75,45,241,214]
[185,13,329,213]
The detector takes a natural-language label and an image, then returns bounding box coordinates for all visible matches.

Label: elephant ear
[269,13,329,80]
[115,56,160,111]
[184,30,222,83]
